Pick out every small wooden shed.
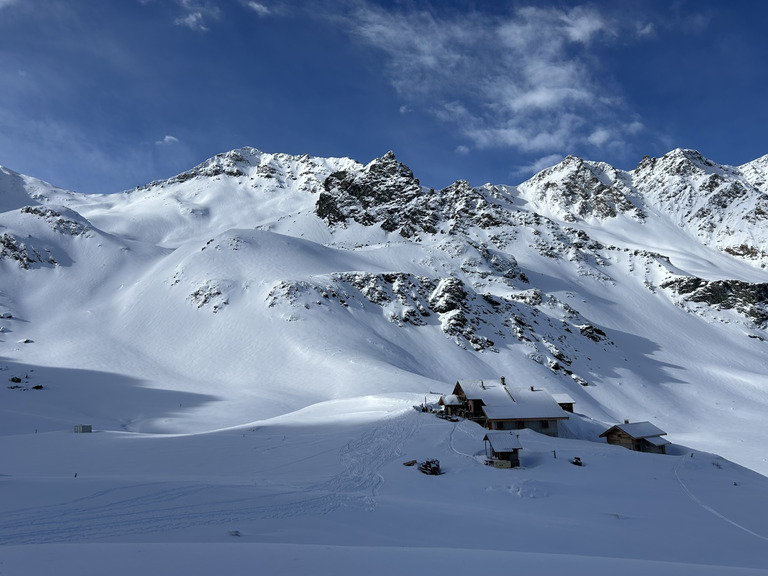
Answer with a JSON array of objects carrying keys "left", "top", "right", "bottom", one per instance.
[
  {"left": 552, "top": 393, "right": 575, "bottom": 413},
  {"left": 599, "top": 421, "right": 669, "bottom": 454},
  {"left": 483, "top": 431, "right": 522, "bottom": 468},
  {"left": 74, "top": 424, "right": 92, "bottom": 433}
]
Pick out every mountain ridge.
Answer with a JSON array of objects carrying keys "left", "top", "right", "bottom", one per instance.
[{"left": 2, "top": 146, "right": 768, "bottom": 477}]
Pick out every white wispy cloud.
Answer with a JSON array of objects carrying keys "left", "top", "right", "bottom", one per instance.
[
  {"left": 156, "top": 135, "right": 179, "bottom": 145},
  {"left": 344, "top": 3, "right": 651, "bottom": 159},
  {"left": 175, "top": 11, "right": 207, "bottom": 30},
  {"left": 587, "top": 128, "right": 612, "bottom": 148},
  {"left": 172, "top": 0, "right": 284, "bottom": 29},
  {"left": 0, "top": 0, "right": 19, "bottom": 9},
  {"left": 174, "top": 0, "right": 221, "bottom": 31},
  {"left": 636, "top": 22, "right": 655, "bottom": 36},
  {"left": 243, "top": 1, "right": 271, "bottom": 17}
]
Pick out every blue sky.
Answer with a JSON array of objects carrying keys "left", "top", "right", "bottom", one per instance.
[{"left": 1, "top": 0, "right": 767, "bottom": 194}]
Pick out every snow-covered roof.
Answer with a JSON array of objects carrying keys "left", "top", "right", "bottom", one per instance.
[
  {"left": 481, "top": 387, "right": 569, "bottom": 421},
  {"left": 600, "top": 421, "right": 667, "bottom": 439},
  {"left": 645, "top": 435, "right": 671, "bottom": 447},
  {"left": 551, "top": 393, "right": 575, "bottom": 405},
  {"left": 455, "top": 379, "right": 511, "bottom": 406},
  {"left": 456, "top": 378, "right": 503, "bottom": 396},
  {"left": 483, "top": 431, "right": 523, "bottom": 452},
  {"left": 439, "top": 394, "right": 462, "bottom": 406}
]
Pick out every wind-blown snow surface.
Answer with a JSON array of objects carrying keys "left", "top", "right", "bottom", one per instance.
[{"left": 2, "top": 147, "right": 768, "bottom": 573}]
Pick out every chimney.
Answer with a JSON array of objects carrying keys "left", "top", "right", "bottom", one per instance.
[
  {"left": 530, "top": 385, "right": 535, "bottom": 392},
  {"left": 624, "top": 419, "right": 629, "bottom": 424},
  {"left": 500, "top": 376, "right": 505, "bottom": 386}
]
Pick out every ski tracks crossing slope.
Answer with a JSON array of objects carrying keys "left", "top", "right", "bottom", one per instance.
[{"left": 0, "top": 411, "right": 422, "bottom": 543}]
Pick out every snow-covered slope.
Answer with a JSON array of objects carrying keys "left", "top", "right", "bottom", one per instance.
[
  {"left": 2, "top": 147, "right": 768, "bottom": 456},
  {"left": 2, "top": 147, "right": 768, "bottom": 572},
  {"left": 0, "top": 165, "right": 69, "bottom": 213}
]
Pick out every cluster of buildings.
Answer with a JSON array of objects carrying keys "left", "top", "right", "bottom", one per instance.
[{"left": 438, "top": 377, "right": 669, "bottom": 468}]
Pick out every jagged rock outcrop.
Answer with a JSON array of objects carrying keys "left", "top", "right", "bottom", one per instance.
[
  {"left": 518, "top": 155, "right": 643, "bottom": 222},
  {"left": 20, "top": 206, "right": 90, "bottom": 236},
  {"left": 317, "top": 151, "right": 428, "bottom": 236},
  {"left": 316, "top": 152, "right": 516, "bottom": 239},
  {"left": 661, "top": 276, "right": 768, "bottom": 327},
  {"left": 0, "top": 233, "right": 46, "bottom": 268}
]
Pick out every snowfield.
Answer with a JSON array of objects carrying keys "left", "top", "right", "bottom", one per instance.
[
  {"left": 0, "top": 395, "right": 768, "bottom": 574},
  {"left": 2, "top": 400, "right": 768, "bottom": 574},
  {"left": 2, "top": 147, "right": 768, "bottom": 573}
]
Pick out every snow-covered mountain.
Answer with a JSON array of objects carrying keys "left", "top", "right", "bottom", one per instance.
[
  {"left": 3, "top": 146, "right": 768, "bottom": 458},
  {"left": 3, "top": 148, "right": 768, "bottom": 572}
]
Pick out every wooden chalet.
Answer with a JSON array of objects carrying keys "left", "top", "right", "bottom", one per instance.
[
  {"left": 483, "top": 432, "right": 522, "bottom": 468},
  {"left": 438, "top": 394, "right": 463, "bottom": 416},
  {"left": 451, "top": 378, "right": 511, "bottom": 420},
  {"left": 481, "top": 387, "right": 569, "bottom": 436},
  {"left": 441, "top": 378, "right": 569, "bottom": 437},
  {"left": 599, "top": 421, "right": 669, "bottom": 454}
]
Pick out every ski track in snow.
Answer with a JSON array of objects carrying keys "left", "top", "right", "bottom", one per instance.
[
  {"left": 0, "top": 412, "right": 422, "bottom": 544},
  {"left": 674, "top": 454, "right": 768, "bottom": 542},
  {"left": 448, "top": 421, "right": 481, "bottom": 462},
  {"left": 311, "top": 409, "right": 422, "bottom": 512}
]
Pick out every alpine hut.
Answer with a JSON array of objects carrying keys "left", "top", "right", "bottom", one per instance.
[{"left": 599, "top": 421, "right": 669, "bottom": 454}]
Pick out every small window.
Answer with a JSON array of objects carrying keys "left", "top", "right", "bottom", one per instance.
[{"left": 540, "top": 420, "right": 550, "bottom": 429}]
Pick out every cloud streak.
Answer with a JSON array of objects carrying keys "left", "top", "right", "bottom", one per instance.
[
  {"left": 156, "top": 135, "right": 179, "bottom": 145},
  {"left": 344, "top": 3, "right": 652, "bottom": 164},
  {"left": 243, "top": 2, "right": 271, "bottom": 17},
  {"left": 174, "top": 0, "right": 221, "bottom": 31}
]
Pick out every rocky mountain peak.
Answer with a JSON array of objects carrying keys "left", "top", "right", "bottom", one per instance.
[
  {"left": 631, "top": 149, "right": 768, "bottom": 267},
  {"left": 315, "top": 152, "right": 426, "bottom": 236},
  {"left": 634, "top": 148, "right": 721, "bottom": 179},
  {"left": 740, "top": 153, "right": 768, "bottom": 189},
  {"left": 517, "top": 154, "right": 642, "bottom": 222}
]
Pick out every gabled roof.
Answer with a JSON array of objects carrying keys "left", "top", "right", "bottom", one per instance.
[
  {"left": 454, "top": 379, "right": 507, "bottom": 403},
  {"left": 439, "top": 394, "right": 462, "bottom": 406},
  {"left": 481, "top": 387, "right": 569, "bottom": 421},
  {"left": 599, "top": 421, "right": 667, "bottom": 440},
  {"left": 456, "top": 378, "right": 501, "bottom": 392},
  {"left": 483, "top": 431, "right": 523, "bottom": 452}
]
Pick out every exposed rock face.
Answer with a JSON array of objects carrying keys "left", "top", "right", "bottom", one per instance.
[
  {"left": 318, "top": 151, "right": 428, "bottom": 236},
  {"left": 518, "top": 155, "right": 643, "bottom": 222},
  {"left": 515, "top": 148, "right": 768, "bottom": 268},
  {"left": 20, "top": 206, "right": 89, "bottom": 236},
  {"left": 0, "top": 206, "right": 86, "bottom": 267},
  {"left": 661, "top": 276, "right": 768, "bottom": 327},
  {"left": 0, "top": 232, "right": 44, "bottom": 268},
  {"left": 317, "top": 152, "right": 515, "bottom": 238},
  {"left": 634, "top": 149, "right": 768, "bottom": 266},
  {"left": 161, "top": 149, "right": 249, "bottom": 183}
]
